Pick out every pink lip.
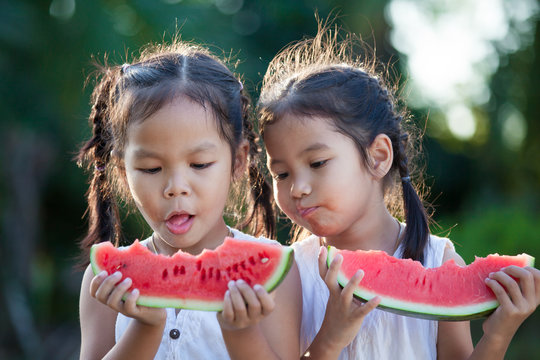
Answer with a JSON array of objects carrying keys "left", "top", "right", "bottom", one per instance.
[
  {"left": 297, "top": 206, "right": 318, "bottom": 218},
  {"left": 165, "top": 211, "right": 194, "bottom": 235}
]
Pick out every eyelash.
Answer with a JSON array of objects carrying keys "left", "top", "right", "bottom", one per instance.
[
  {"left": 310, "top": 160, "right": 327, "bottom": 168},
  {"left": 191, "top": 162, "right": 212, "bottom": 169},
  {"left": 139, "top": 162, "right": 213, "bottom": 174},
  {"left": 273, "top": 160, "right": 328, "bottom": 180},
  {"left": 141, "top": 167, "right": 161, "bottom": 174}
]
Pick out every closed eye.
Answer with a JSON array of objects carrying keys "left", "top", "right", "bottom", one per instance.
[
  {"left": 191, "top": 162, "right": 213, "bottom": 170},
  {"left": 310, "top": 160, "right": 328, "bottom": 169},
  {"left": 273, "top": 172, "right": 288, "bottom": 181},
  {"left": 140, "top": 167, "right": 161, "bottom": 174}
]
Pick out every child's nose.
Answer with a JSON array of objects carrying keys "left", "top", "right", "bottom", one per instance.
[
  {"left": 291, "top": 178, "right": 311, "bottom": 199},
  {"left": 164, "top": 172, "right": 190, "bottom": 198}
]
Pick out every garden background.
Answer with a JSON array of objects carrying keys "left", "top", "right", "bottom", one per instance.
[{"left": 1, "top": 0, "right": 539, "bottom": 358}]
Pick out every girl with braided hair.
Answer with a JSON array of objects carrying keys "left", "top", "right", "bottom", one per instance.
[
  {"left": 258, "top": 23, "right": 540, "bottom": 359},
  {"left": 77, "top": 39, "right": 301, "bottom": 359}
]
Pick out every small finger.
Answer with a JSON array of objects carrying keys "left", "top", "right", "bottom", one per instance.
[
  {"left": 489, "top": 271, "right": 523, "bottom": 305},
  {"left": 485, "top": 277, "right": 511, "bottom": 308},
  {"left": 524, "top": 266, "right": 540, "bottom": 303},
  {"left": 94, "top": 271, "right": 122, "bottom": 301},
  {"left": 342, "top": 269, "right": 364, "bottom": 305},
  {"left": 355, "top": 296, "right": 381, "bottom": 316},
  {"left": 318, "top": 246, "right": 328, "bottom": 280},
  {"left": 89, "top": 270, "right": 108, "bottom": 296},
  {"left": 254, "top": 284, "right": 275, "bottom": 316},
  {"left": 221, "top": 290, "right": 234, "bottom": 323},
  {"left": 236, "top": 280, "right": 262, "bottom": 318},
  {"left": 123, "top": 288, "right": 140, "bottom": 314},
  {"left": 503, "top": 266, "right": 534, "bottom": 303},
  {"left": 228, "top": 281, "right": 248, "bottom": 319},
  {"left": 107, "top": 277, "right": 133, "bottom": 309}
]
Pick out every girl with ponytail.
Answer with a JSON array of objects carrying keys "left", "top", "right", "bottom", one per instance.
[
  {"left": 258, "top": 22, "right": 540, "bottom": 359},
  {"left": 77, "top": 39, "right": 301, "bottom": 359}
]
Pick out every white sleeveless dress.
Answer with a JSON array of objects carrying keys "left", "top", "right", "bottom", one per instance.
[
  {"left": 292, "top": 228, "right": 453, "bottom": 360},
  {"left": 115, "top": 228, "right": 278, "bottom": 360}
]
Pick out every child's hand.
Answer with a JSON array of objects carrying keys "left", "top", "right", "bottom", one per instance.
[
  {"left": 90, "top": 270, "right": 166, "bottom": 326},
  {"left": 317, "top": 246, "right": 380, "bottom": 352},
  {"left": 217, "top": 279, "right": 275, "bottom": 331},
  {"left": 483, "top": 265, "right": 540, "bottom": 341}
]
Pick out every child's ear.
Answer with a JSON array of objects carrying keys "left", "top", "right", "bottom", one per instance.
[
  {"left": 232, "top": 140, "right": 249, "bottom": 180},
  {"left": 368, "top": 134, "right": 393, "bottom": 179}
]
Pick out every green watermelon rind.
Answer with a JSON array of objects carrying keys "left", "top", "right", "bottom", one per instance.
[
  {"left": 327, "top": 246, "right": 535, "bottom": 321},
  {"left": 90, "top": 241, "right": 294, "bottom": 311}
]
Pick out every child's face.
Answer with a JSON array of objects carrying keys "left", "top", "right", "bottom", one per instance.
[
  {"left": 264, "top": 114, "right": 382, "bottom": 240},
  {"left": 122, "top": 96, "right": 235, "bottom": 255}
]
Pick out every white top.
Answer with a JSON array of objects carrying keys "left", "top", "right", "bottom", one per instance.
[
  {"left": 292, "top": 227, "right": 454, "bottom": 360},
  {"left": 115, "top": 228, "right": 278, "bottom": 360}
]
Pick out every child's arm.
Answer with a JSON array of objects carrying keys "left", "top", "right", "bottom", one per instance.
[
  {"left": 437, "top": 248, "right": 540, "bottom": 360},
  {"left": 218, "top": 261, "right": 302, "bottom": 360},
  {"left": 299, "top": 247, "right": 380, "bottom": 360},
  {"left": 79, "top": 265, "right": 166, "bottom": 360}
]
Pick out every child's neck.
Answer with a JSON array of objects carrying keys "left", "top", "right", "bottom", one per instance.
[{"left": 322, "top": 212, "right": 402, "bottom": 255}]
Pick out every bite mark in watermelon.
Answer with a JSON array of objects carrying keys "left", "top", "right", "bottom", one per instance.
[
  {"left": 327, "top": 246, "right": 534, "bottom": 321},
  {"left": 90, "top": 237, "right": 294, "bottom": 311}
]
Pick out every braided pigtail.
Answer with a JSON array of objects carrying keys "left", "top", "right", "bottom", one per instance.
[
  {"left": 238, "top": 87, "right": 275, "bottom": 239},
  {"left": 394, "top": 130, "right": 429, "bottom": 264},
  {"left": 76, "top": 67, "right": 122, "bottom": 267}
]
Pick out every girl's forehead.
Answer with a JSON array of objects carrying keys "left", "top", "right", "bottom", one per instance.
[{"left": 264, "top": 113, "right": 337, "bottom": 137}]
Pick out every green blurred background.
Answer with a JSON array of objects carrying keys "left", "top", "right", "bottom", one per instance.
[{"left": 1, "top": 0, "right": 538, "bottom": 359}]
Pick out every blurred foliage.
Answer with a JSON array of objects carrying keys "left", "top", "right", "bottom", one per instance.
[{"left": 0, "top": 0, "right": 538, "bottom": 359}]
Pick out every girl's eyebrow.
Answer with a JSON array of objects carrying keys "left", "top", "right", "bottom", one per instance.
[
  {"left": 268, "top": 142, "right": 329, "bottom": 166},
  {"left": 133, "top": 142, "right": 218, "bottom": 158}
]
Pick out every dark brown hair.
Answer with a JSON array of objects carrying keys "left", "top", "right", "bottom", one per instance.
[
  {"left": 258, "top": 24, "right": 430, "bottom": 263},
  {"left": 77, "top": 39, "right": 274, "bottom": 267}
]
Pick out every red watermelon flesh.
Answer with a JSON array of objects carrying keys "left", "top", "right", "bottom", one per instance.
[
  {"left": 90, "top": 237, "right": 294, "bottom": 311},
  {"left": 327, "top": 246, "right": 534, "bottom": 321}
]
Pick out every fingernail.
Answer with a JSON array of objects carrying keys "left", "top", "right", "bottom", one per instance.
[
  {"left": 254, "top": 284, "right": 263, "bottom": 291},
  {"left": 123, "top": 277, "right": 132, "bottom": 285},
  {"left": 132, "top": 288, "right": 139, "bottom": 296},
  {"left": 228, "top": 280, "right": 235, "bottom": 288},
  {"left": 98, "top": 270, "right": 108, "bottom": 277},
  {"left": 237, "top": 279, "right": 245, "bottom": 285},
  {"left": 113, "top": 271, "right": 122, "bottom": 277}
]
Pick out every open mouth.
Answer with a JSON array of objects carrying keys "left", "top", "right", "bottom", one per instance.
[{"left": 165, "top": 213, "right": 194, "bottom": 235}]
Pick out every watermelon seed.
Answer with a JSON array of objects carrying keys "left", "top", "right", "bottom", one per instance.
[
  {"left": 249, "top": 256, "right": 256, "bottom": 265},
  {"left": 201, "top": 268, "right": 206, "bottom": 281},
  {"left": 261, "top": 258, "right": 269, "bottom": 264},
  {"left": 196, "top": 260, "right": 202, "bottom": 271},
  {"left": 233, "top": 264, "right": 239, "bottom": 272},
  {"left": 162, "top": 269, "right": 168, "bottom": 280},
  {"left": 240, "top": 261, "right": 246, "bottom": 270},
  {"left": 180, "top": 265, "right": 185, "bottom": 275},
  {"left": 209, "top": 267, "right": 214, "bottom": 278},
  {"left": 173, "top": 265, "right": 180, "bottom": 276},
  {"left": 216, "top": 269, "right": 221, "bottom": 281}
]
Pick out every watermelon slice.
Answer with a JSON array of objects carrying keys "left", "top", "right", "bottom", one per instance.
[
  {"left": 90, "top": 237, "right": 294, "bottom": 311},
  {"left": 327, "top": 246, "right": 534, "bottom": 321}
]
